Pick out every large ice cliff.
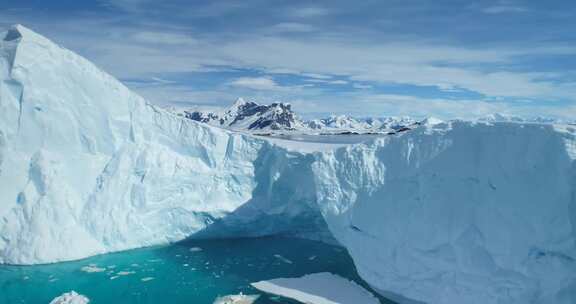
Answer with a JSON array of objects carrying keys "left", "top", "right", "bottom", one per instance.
[
  {"left": 1, "top": 25, "right": 575, "bottom": 304},
  {"left": 313, "top": 122, "right": 576, "bottom": 303},
  {"left": 0, "top": 25, "right": 323, "bottom": 264}
]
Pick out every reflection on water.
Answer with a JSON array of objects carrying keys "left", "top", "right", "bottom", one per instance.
[{"left": 0, "top": 237, "right": 394, "bottom": 304}]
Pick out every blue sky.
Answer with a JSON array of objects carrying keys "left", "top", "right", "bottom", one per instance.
[{"left": 1, "top": 0, "right": 575, "bottom": 119}]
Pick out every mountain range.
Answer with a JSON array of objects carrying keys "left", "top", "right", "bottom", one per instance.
[
  {"left": 175, "top": 98, "right": 420, "bottom": 135},
  {"left": 174, "top": 98, "right": 571, "bottom": 136}
]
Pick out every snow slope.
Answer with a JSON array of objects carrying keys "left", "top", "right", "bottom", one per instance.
[
  {"left": 182, "top": 98, "right": 305, "bottom": 132},
  {"left": 313, "top": 121, "right": 576, "bottom": 304},
  {"left": 1, "top": 25, "right": 576, "bottom": 304}
]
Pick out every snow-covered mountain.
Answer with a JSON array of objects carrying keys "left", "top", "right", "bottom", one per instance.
[
  {"left": 182, "top": 101, "right": 569, "bottom": 136},
  {"left": 306, "top": 115, "right": 417, "bottom": 133},
  {"left": 180, "top": 98, "right": 304, "bottom": 131},
  {"left": 478, "top": 113, "right": 573, "bottom": 124},
  {"left": 180, "top": 99, "right": 419, "bottom": 135},
  {"left": 1, "top": 25, "right": 576, "bottom": 304}
]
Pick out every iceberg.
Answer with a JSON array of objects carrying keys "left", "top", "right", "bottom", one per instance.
[
  {"left": 1, "top": 25, "right": 575, "bottom": 304},
  {"left": 0, "top": 24, "right": 325, "bottom": 265}
]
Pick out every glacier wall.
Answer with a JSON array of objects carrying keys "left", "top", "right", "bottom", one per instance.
[
  {"left": 0, "top": 25, "right": 323, "bottom": 264},
  {"left": 313, "top": 121, "right": 576, "bottom": 304},
  {"left": 1, "top": 25, "right": 575, "bottom": 304}
]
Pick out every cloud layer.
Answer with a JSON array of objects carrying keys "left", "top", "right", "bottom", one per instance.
[{"left": 1, "top": 0, "right": 575, "bottom": 119}]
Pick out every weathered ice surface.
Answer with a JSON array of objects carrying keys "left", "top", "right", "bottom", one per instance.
[
  {"left": 313, "top": 121, "right": 576, "bottom": 304},
  {"left": 0, "top": 25, "right": 322, "bottom": 264}
]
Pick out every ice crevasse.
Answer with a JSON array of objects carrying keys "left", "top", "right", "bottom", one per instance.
[{"left": 0, "top": 25, "right": 575, "bottom": 304}]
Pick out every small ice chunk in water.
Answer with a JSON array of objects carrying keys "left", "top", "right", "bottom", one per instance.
[
  {"left": 80, "top": 265, "right": 106, "bottom": 273},
  {"left": 273, "top": 254, "right": 293, "bottom": 264},
  {"left": 116, "top": 271, "right": 135, "bottom": 276},
  {"left": 213, "top": 293, "right": 260, "bottom": 304},
  {"left": 141, "top": 277, "right": 155, "bottom": 282},
  {"left": 49, "top": 291, "right": 90, "bottom": 304},
  {"left": 189, "top": 247, "right": 203, "bottom": 252}
]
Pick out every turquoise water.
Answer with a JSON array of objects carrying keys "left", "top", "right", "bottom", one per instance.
[{"left": 0, "top": 237, "right": 393, "bottom": 304}]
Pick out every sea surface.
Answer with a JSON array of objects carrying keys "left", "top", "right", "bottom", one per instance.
[{"left": 0, "top": 237, "right": 393, "bottom": 304}]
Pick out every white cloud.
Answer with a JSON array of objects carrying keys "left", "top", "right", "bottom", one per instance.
[
  {"left": 481, "top": 0, "right": 529, "bottom": 14},
  {"left": 134, "top": 84, "right": 239, "bottom": 108},
  {"left": 9, "top": 10, "right": 573, "bottom": 101},
  {"left": 3, "top": 8, "right": 575, "bottom": 119},
  {"left": 218, "top": 37, "right": 576, "bottom": 99},
  {"left": 358, "top": 94, "right": 508, "bottom": 119},
  {"left": 65, "top": 27, "right": 576, "bottom": 111},
  {"left": 150, "top": 77, "right": 176, "bottom": 84},
  {"left": 482, "top": 5, "right": 528, "bottom": 14},
  {"left": 353, "top": 83, "right": 372, "bottom": 89},
  {"left": 229, "top": 77, "right": 281, "bottom": 90},
  {"left": 329, "top": 80, "right": 348, "bottom": 85},
  {"left": 301, "top": 73, "right": 332, "bottom": 79},
  {"left": 289, "top": 7, "right": 330, "bottom": 18},
  {"left": 99, "top": 0, "right": 152, "bottom": 11},
  {"left": 269, "top": 23, "right": 316, "bottom": 33},
  {"left": 305, "top": 78, "right": 348, "bottom": 85},
  {"left": 130, "top": 31, "right": 198, "bottom": 45}
]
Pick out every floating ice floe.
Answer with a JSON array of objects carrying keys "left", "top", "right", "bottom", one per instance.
[
  {"left": 213, "top": 293, "right": 260, "bottom": 304},
  {"left": 273, "top": 254, "right": 293, "bottom": 264},
  {"left": 49, "top": 291, "right": 90, "bottom": 304},
  {"left": 251, "top": 272, "right": 379, "bottom": 304},
  {"left": 80, "top": 265, "right": 106, "bottom": 273},
  {"left": 147, "top": 259, "right": 162, "bottom": 263}
]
